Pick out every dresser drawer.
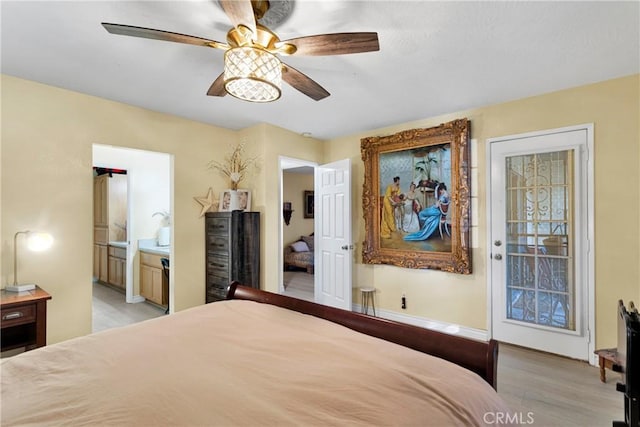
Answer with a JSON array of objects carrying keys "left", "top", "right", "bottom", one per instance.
[
  {"left": 206, "top": 285, "right": 228, "bottom": 302},
  {"left": 207, "top": 261, "right": 229, "bottom": 284},
  {"left": 207, "top": 252, "right": 229, "bottom": 276},
  {"left": 207, "top": 235, "right": 230, "bottom": 253},
  {"left": 206, "top": 216, "right": 230, "bottom": 235},
  {"left": 1, "top": 304, "right": 36, "bottom": 328},
  {"left": 207, "top": 272, "right": 230, "bottom": 287}
]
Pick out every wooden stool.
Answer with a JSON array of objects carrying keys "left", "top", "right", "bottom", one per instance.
[
  {"left": 594, "top": 348, "right": 622, "bottom": 382},
  {"left": 360, "top": 287, "right": 376, "bottom": 316}
]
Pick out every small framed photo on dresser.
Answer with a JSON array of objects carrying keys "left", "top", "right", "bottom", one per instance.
[{"left": 219, "top": 189, "right": 251, "bottom": 212}]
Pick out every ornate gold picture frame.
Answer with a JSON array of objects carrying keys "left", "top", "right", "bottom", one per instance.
[{"left": 361, "top": 118, "right": 471, "bottom": 273}]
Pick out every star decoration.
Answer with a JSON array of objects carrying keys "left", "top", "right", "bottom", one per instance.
[{"left": 194, "top": 187, "right": 217, "bottom": 217}]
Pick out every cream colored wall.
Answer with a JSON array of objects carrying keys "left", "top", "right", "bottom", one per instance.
[
  {"left": 246, "top": 124, "right": 323, "bottom": 294},
  {"left": 324, "top": 74, "right": 640, "bottom": 349},
  {"left": 283, "top": 172, "right": 314, "bottom": 246},
  {"left": 1, "top": 75, "right": 238, "bottom": 343}
]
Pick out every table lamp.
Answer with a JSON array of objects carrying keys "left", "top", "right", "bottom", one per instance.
[{"left": 7, "top": 230, "right": 54, "bottom": 292}]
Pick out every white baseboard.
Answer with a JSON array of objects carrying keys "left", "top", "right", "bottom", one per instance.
[
  {"left": 352, "top": 303, "right": 488, "bottom": 342},
  {"left": 128, "top": 295, "right": 145, "bottom": 304}
]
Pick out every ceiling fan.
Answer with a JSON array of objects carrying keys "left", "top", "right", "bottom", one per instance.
[{"left": 102, "top": 0, "right": 380, "bottom": 103}]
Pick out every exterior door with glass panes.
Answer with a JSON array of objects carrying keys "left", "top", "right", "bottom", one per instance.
[{"left": 489, "top": 127, "right": 592, "bottom": 360}]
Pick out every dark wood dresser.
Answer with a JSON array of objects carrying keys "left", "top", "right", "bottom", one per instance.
[
  {"left": 1, "top": 286, "right": 52, "bottom": 352},
  {"left": 205, "top": 211, "right": 260, "bottom": 303}
]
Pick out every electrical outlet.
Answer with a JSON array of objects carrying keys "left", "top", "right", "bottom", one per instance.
[{"left": 401, "top": 293, "right": 406, "bottom": 310}]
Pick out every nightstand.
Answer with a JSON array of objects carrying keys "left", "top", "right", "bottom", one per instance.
[{"left": 1, "top": 286, "right": 52, "bottom": 352}]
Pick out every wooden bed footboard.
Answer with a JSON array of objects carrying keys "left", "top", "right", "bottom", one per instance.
[{"left": 227, "top": 282, "right": 498, "bottom": 390}]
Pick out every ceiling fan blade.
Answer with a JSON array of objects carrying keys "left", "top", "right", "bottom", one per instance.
[
  {"left": 219, "top": 0, "right": 257, "bottom": 36},
  {"left": 281, "top": 32, "right": 379, "bottom": 56},
  {"left": 207, "top": 73, "right": 227, "bottom": 97},
  {"left": 102, "top": 23, "right": 228, "bottom": 49},
  {"left": 282, "top": 63, "right": 330, "bottom": 101}
]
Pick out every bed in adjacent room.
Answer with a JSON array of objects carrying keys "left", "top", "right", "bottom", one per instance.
[
  {"left": 284, "top": 234, "right": 315, "bottom": 274},
  {"left": 1, "top": 283, "right": 509, "bottom": 426}
]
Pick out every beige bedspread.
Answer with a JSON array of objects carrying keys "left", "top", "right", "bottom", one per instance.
[{"left": 1, "top": 300, "right": 510, "bottom": 426}]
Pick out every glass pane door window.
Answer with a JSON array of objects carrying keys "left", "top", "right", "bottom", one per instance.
[{"left": 505, "top": 150, "right": 575, "bottom": 330}]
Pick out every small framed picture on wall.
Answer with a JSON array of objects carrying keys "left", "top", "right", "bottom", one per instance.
[{"left": 304, "top": 190, "right": 314, "bottom": 218}]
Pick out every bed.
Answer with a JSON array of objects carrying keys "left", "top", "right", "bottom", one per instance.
[
  {"left": 1, "top": 283, "right": 509, "bottom": 426},
  {"left": 284, "top": 235, "right": 314, "bottom": 273}
]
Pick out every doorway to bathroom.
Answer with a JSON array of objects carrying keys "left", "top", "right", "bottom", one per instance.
[{"left": 92, "top": 144, "right": 172, "bottom": 332}]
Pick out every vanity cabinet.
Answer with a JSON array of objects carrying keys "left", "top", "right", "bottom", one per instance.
[
  {"left": 93, "top": 244, "right": 108, "bottom": 283},
  {"left": 205, "top": 211, "right": 260, "bottom": 303},
  {"left": 139, "top": 252, "right": 167, "bottom": 307},
  {"left": 108, "top": 246, "right": 127, "bottom": 289}
]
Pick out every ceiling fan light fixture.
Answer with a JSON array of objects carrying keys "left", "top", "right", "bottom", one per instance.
[{"left": 224, "top": 46, "right": 282, "bottom": 102}]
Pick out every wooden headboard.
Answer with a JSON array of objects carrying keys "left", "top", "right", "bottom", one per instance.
[{"left": 227, "top": 282, "right": 498, "bottom": 390}]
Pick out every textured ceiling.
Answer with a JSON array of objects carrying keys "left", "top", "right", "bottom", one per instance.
[{"left": 2, "top": 1, "right": 638, "bottom": 140}]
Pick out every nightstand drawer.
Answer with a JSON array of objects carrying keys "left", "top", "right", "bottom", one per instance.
[{"left": 1, "top": 304, "right": 36, "bottom": 328}]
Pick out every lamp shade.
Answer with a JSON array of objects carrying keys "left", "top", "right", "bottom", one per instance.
[
  {"left": 9, "top": 230, "right": 54, "bottom": 292},
  {"left": 26, "top": 232, "right": 54, "bottom": 252},
  {"left": 224, "top": 46, "right": 282, "bottom": 102}
]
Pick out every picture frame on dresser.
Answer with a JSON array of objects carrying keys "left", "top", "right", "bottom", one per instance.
[{"left": 218, "top": 189, "right": 251, "bottom": 212}]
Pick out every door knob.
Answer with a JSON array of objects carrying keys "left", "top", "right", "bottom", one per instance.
[
  {"left": 494, "top": 254, "right": 503, "bottom": 260},
  {"left": 494, "top": 240, "right": 502, "bottom": 247},
  {"left": 341, "top": 245, "right": 354, "bottom": 250}
]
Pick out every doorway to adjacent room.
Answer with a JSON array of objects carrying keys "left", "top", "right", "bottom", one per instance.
[
  {"left": 92, "top": 144, "right": 172, "bottom": 332},
  {"left": 280, "top": 158, "right": 315, "bottom": 302}
]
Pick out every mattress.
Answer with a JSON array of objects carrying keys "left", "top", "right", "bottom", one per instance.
[{"left": 1, "top": 300, "right": 510, "bottom": 426}]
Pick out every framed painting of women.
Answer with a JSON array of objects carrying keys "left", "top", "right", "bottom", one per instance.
[{"left": 361, "top": 118, "right": 472, "bottom": 273}]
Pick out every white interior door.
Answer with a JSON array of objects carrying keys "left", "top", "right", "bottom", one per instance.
[
  {"left": 488, "top": 126, "right": 594, "bottom": 360},
  {"left": 315, "top": 158, "right": 352, "bottom": 310}
]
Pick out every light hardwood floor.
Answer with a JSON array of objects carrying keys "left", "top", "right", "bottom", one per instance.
[
  {"left": 282, "top": 270, "right": 314, "bottom": 301},
  {"left": 498, "top": 343, "right": 622, "bottom": 426},
  {"left": 94, "top": 279, "right": 623, "bottom": 425},
  {"left": 92, "top": 282, "right": 164, "bottom": 332}
]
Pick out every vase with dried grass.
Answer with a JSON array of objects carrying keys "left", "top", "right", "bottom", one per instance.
[{"left": 209, "top": 143, "right": 259, "bottom": 210}]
